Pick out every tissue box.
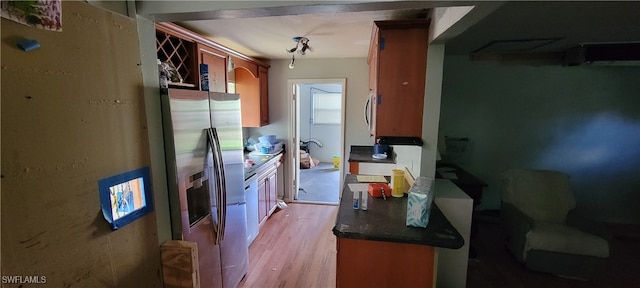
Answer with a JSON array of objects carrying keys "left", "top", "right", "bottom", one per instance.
[{"left": 405, "top": 177, "right": 434, "bottom": 228}]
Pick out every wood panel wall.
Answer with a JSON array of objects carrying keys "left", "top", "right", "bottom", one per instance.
[{"left": 1, "top": 1, "right": 161, "bottom": 286}]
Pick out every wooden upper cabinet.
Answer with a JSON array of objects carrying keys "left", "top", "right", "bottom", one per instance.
[
  {"left": 367, "top": 29, "right": 379, "bottom": 93},
  {"left": 155, "top": 23, "right": 271, "bottom": 126},
  {"left": 155, "top": 22, "right": 270, "bottom": 93},
  {"left": 198, "top": 43, "right": 227, "bottom": 92},
  {"left": 368, "top": 20, "right": 429, "bottom": 139},
  {"left": 231, "top": 56, "right": 258, "bottom": 78},
  {"left": 258, "top": 66, "right": 269, "bottom": 126},
  {"left": 236, "top": 65, "right": 269, "bottom": 127},
  {"left": 367, "top": 28, "right": 380, "bottom": 138}
]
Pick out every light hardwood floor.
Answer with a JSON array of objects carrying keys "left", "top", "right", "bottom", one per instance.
[{"left": 239, "top": 203, "right": 338, "bottom": 288}]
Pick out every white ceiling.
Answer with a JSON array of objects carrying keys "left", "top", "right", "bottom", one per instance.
[
  {"left": 171, "top": 1, "right": 444, "bottom": 60},
  {"left": 152, "top": 1, "right": 640, "bottom": 61},
  {"left": 179, "top": 8, "right": 428, "bottom": 60}
]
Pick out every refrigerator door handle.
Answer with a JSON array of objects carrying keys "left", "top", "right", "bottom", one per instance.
[
  {"left": 213, "top": 128, "right": 227, "bottom": 242},
  {"left": 365, "top": 91, "right": 374, "bottom": 137},
  {"left": 205, "top": 128, "right": 224, "bottom": 245},
  {"left": 206, "top": 128, "right": 222, "bottom": 244},
  {"left": 208, "top": 128, "right": 227, "bottom": 243},
  {"left": 364, "top": 92, "right": 370, "bottom": 128}
]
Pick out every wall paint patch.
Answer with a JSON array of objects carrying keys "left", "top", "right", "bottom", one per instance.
[{"left": 17, "top": 39, "right": 40, "bottom": 51}]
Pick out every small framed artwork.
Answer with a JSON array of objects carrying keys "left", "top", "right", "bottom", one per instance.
[{"left": 99, "top": 167, "right": 153, "bottom": 230}]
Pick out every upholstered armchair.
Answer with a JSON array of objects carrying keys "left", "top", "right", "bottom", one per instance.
[{"left": 500, "top": 169, "right": 611, "bottom": 279}]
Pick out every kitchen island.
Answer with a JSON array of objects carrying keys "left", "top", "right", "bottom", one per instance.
[{"left": 332, "top": 174, "right": 463, "bottom": 288}]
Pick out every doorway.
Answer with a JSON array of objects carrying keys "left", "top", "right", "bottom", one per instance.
[{"left": 288, "top": 79, "right": 346, "bottom": 204}]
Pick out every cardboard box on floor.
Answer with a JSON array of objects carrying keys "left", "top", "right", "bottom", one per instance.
[
  {"left": 300, "top": 151, "right": 320, "bottom": 169},
  {"left": 160, "top": 240, "right": 200, "bottom": 288}
]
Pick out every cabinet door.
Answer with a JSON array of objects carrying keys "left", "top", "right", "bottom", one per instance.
[
  {"left": 258, "top": 66, "right": 270, "bottom": 126},
  {"left": 198, "top": 44, "right": 227, "bottom": 92},
  {"left": 236, "top": 68, "right": 260, "bottom": 127},
  {"left": 336, "top": 238, "right": 435, "bottom": 288},
  {"left": 258, "top": 178, "right": 268, "bottom": 225},
  {"left": 372, "top": 21, "right": 428, "bottom": 138},
  {"left": 230, "top": 56, "right": 258, "bottom": 77},
  {"left": 367, "top": 29, "right": 379, "bottom": 138},
  {"left": 267, "top": 169, "right": 277, "bottom": 215},
  {"left": 237, "top": 65, "right": 269, "bottom": 127}
]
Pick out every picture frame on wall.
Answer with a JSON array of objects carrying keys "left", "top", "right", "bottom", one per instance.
[{"left": 99, "top": 167, "right": 153, "bottom": 230}]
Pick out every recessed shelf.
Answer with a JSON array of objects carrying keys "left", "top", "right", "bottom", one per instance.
[{"left": 156, "top": 30, "right": 196, "bottom": 86}]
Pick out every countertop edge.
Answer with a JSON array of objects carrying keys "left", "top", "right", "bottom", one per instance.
[
  {"left": 244, "top": 150, "right": 284, "bottom": 180},
  {"left": 332, "top": 229, "right": 464, "bottom": 249},
  {"left": 331, "top": 203, "right": 465, "bottom": 249}
]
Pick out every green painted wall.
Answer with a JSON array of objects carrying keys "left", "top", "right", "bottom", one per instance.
[{"left": 440, "top": 54, "right": 640, "bottom": 224}]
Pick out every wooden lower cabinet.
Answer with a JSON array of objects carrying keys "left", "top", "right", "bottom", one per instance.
[
  {"left": 267, "top": 170, "right": 277, "bottom": 215},
  {"left": 257, "top": 178, "right": 268, "bottom": 225},
  {"left": 257, "top": 168, "right": 277, "bottom": 225},
  {"left": 336, "top": 238, "right": 435, "bottom": 288},
  {"left": 256, "top": 155, "right": 281, "bottom": 225}
]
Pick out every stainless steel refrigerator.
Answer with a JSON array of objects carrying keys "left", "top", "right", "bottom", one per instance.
[{"left": 161, "top": 88, "right": 248, "bottom": 288}]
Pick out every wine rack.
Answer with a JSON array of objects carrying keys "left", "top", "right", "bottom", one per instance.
[{"left": 156, "top": 30, "right": 196, "bottom": 87}]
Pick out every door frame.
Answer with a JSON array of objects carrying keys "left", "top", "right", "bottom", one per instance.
[{"left": 286, "top": 78, "right": 346, "bottom": 203}]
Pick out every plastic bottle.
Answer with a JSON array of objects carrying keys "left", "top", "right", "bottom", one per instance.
[
  {"left": 332, "top": 154, "right": 340, "bottom": 170},
  {"left": 391, "top": 169, "right": 405, "bottom": 197},
  {"left": 360, "top": 191, "right": 368, "bottom": 210},
  {"left": 352, "top": 190, "right": 360, "bottom": 209},
  {"left": 200, "top": 63, "right": 209, "bottom": 91}
]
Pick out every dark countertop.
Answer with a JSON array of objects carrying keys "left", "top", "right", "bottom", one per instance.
[
  {"left": 243, "top": 149, "right": 284, "bottom": 180},
  {"left": 332, "top": 174, "right": 464, "bottom": 249},
  {"left": 348, "top": 145, "right": 395, "bottom": 164}
]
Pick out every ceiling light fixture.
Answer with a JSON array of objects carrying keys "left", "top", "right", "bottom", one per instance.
[
  {"left": 286, "top": 36, "right": 313, "bottom": 69},
  {"left": 288, "top": 54, "right": 295, "bottom": 69}
]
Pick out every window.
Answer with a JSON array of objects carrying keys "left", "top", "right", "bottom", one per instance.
[{"left": 312, "top": 93, "right": 341, "bottom": 124}]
